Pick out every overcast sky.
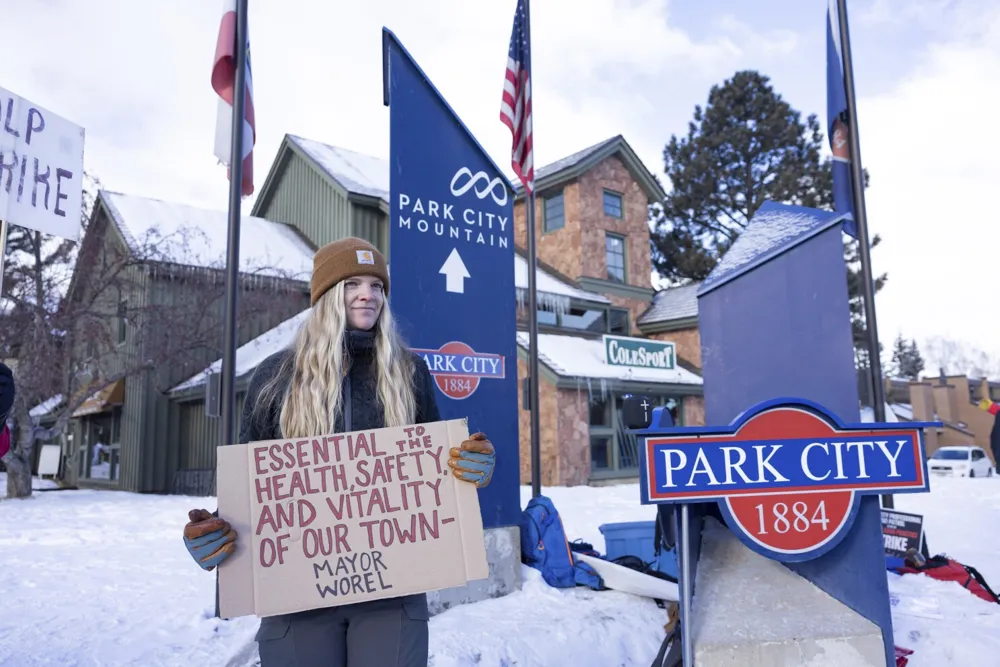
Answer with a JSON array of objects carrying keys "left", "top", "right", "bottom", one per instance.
[{"left": 3, "top": 0, "right": 999, "bottom": 366}]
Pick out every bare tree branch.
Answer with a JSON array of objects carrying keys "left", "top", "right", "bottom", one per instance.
[{"left": 2, "top": 182, "right": 304, "bottom": 498}]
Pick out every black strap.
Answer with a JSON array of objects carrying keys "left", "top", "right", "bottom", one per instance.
[
  {"left": 963, "top": 564, "right": 1000, "bottom": 603},
  {"left": 343, "top": 375, "right": 352, "bottom": 432},
  {"left": 649, "top": 622, "right": 682, "bottom": 667}
]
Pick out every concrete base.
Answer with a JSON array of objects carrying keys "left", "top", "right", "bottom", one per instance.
[
  {"left": 426, "top": 525, "right": 522, "bottom": 616},
  {"left": 692, "top": 518, "right": 887, "bottom": 667}
]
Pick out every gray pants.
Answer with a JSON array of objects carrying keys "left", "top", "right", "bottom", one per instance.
[{"left": 255, "top": 594, "right": 429, "bottom": 667}]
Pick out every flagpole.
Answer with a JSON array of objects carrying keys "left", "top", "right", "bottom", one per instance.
[
  {"left": 216, "top": 0, "right": 249, "bottom": 616},
  {"left": 220, "top": 0, "right": 248, "bottom": 455},
  {"left": 522, "top": 0, "right": 542, "bottom": 499},
  {"left": 835, "top": 0, "right": 892, "bottom": 508}
]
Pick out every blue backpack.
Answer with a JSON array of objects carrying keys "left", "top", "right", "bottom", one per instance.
[{"left": 520, "top": 495, "right": 604, "bottom": 590}]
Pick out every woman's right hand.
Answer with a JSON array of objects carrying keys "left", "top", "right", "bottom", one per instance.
[{"left": 183, "top": 508, "right": 237, "bottom": 571}]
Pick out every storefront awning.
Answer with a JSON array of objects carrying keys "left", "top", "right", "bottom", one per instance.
[{"left": 72, "top": 379, "right": 125, "bottom": 418}]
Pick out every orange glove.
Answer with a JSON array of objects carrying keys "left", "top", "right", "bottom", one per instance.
[
  {"left": 183, "top": 509, "right": 237, "bottom": 571},
  {"left": 448, "top": 432, "right": 496, "bottom": 488}
]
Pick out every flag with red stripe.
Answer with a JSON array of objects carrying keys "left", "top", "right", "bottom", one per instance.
[
  {"left": 212, "top": 0, "right": 256, "bottom": 197},
  {"left": 500, "top": 0, "right": 533, "bottom": 193}
]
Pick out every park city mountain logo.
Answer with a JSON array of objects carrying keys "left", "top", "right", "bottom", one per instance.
[
  {"left": 449, "top": 167, "right": 508, "bottom": 206},
  {"left": 411, "top": 341, "right": 505, "bottom": 400},
  {"left": 396, "top": 166, "right": 511, "bottom": 249}
]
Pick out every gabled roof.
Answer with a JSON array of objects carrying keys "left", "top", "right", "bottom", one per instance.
[
  {"left": 252, "top": 134, "right": 392, "bottom": 217},
  {"left": 101, "top": 191, "right": 314, "bottom": 281},
  {"left": 172, "top": 308, "right": 311, "bottom": 392},
  {"left": 512, "top": 135, "right": 666, "bottom": 203},
  {"left": 287, "top": 135, "right": 390, "bottom": 201},
  {"left": 638, "top": 282, "right": 700, "bottom": 326}
]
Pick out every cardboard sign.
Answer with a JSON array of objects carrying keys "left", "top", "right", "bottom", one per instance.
[
  {"left": 881, "top": 509, "right": 925, "bottom": 559},
  {"left": 636, "top": 398, "right": 937, "bottom": 563},
  {"left": 0, "top": 85, "right": 85, "bottom": 241},
  {"left": 217, "top": 418, "right": 489, "bottom": 619}
]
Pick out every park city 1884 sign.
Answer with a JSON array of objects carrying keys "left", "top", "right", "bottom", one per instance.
[{"left": 638, "top": 398, "right": 935, "bottom": 562}]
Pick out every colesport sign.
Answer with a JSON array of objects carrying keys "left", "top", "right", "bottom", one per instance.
[{"left": 637, "top": 398, "right": 937, "bottom": 562}]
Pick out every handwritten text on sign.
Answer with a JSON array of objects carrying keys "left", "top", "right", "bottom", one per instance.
[
  {"left": 0, "top": 86, "right": 84, "bottom": 240},
  {"left": 242, "top": 419, "right": 485, "bottom": 616},
  {"left": 639, "top": 400, "right": 933, "bottom": 562}
]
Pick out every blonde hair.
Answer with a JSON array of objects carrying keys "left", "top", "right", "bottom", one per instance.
[{"left": 256, "top": 281, "right": 417, "bottom": 437}]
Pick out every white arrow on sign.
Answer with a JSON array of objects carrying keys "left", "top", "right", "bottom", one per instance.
[{"left": 439, "top": 247, "right": 470, "bottom": 294}]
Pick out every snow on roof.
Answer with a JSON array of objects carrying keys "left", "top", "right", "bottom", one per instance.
[
  {"left": 101, "top": 191, "right": 314, "bottom": 280},
  {"left": 29, "top": 394, "right": 63, "bottom": 418},
  {"left": 638, "top": 283, "right": 700, "bottom": 325},
  {"left": 174, "top": 319, "right": 702, "bottom": 392},
  {"left": 516, "top": 332, "right": 702, "bottom": 385},
  {"left": 171, "top": 308, "right": 310, "bottom": 392},
  {"left": 514, "top": 254, "right": 609, "bottom": 305},
  {"left": 890, "top": 402, "right": 914, "bottom": 420},
  {"left": 287, "top": 135, "right": 390, "bottom": 201}
]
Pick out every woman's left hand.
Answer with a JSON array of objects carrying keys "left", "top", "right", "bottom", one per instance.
[{"left": 448, "top": 432, "right": 495, "bottom": 488}]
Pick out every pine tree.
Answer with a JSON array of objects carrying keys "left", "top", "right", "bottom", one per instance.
[{"left": 650, "top": 70, "right": 886, "bottom": 365}]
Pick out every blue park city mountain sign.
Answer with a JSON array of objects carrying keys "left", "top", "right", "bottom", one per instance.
[
  {"left": 383, "top": 29, "right": 519, "bottom": 528},
  {"left": 635, "top": 398, "right": 937, "bottom": 563}
]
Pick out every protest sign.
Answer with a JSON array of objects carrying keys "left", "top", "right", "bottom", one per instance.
[
  {"left": 881, "top": 509, "right": 925, "bottom": 559},
  {"left": 0, "top": 85, "right": 85, "bottom": 241},
  {"left": 217, "top": 418, "right": 489, "bottom": 619}
]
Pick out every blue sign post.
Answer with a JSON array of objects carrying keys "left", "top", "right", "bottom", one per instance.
[{"left": 382, "top": 29, "right": 520, "bottom": 530}]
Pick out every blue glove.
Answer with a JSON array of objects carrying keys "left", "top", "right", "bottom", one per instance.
[
  {"left": 183, "top": 509, "right": 237, "bottom": 571},
  {"left": 448, "top": 432, "right": 495, "bottom": 488}
]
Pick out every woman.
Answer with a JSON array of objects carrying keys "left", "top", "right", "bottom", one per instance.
[{"left": 181, "top": 237, "right": 497, "bottom": 667}]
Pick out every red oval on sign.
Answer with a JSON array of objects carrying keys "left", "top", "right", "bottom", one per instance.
[
  {"left": 725, "top": 490, "right": 855, "bottom": 555},
  {"left": 432, "top": 341, "right": 481, "bottom": 400}
]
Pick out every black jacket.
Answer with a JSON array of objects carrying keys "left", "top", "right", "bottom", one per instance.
[
  {"left": 0, "top": 361, "right": 14, "bottom": 424},
  {"left": 240, "top": 329, "right": 440, "bottom": 628}
]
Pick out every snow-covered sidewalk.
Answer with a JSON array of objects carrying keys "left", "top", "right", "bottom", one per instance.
[{"left": 0, "top": 474, "right": 998, "bottom": 666}]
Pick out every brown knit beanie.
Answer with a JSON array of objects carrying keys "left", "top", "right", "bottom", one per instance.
[{"left": 310, "top": 237, "right": 390, "bottom": 306}]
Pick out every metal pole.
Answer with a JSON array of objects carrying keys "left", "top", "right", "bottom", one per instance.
[
  {"left": 216, "top": 0, "right": 249, "bottom": 617},
  {"left": 523, "top": 0, "right": 542, "bottom": 499},
  {"left": 678, "top": 504, "right": 693, "bottom": 665},
  {"left": 220, "top": 0, "right": 248, "bottom": 453},
  {"left": 0, "top": 220, "right": 8, "bottom": 299},
  {"left": 835, "top": 0, "right": 892, "bottom": 508}
]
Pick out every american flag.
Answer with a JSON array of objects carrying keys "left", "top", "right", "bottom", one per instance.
[
  {"left": 500, "top": 0, "right": 534, "bottom": 193},
  {"left": 212, "top": 0, "right": 256, "bottom": 197}
]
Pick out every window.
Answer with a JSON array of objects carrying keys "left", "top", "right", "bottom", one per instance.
[
  {"left": 560, "top": 306, "right": 607, "bottom": 333},
  {"left": 609, "top": 308, "right": 629, "bottom": 335},
  {"left": 606, "top": 233, "right": 626, "bottom": 283},
  {"left": 590, "top": 436, "right": 612, "bottom": 471},
  {"left": 116, "top": 299, "right": 127, "bottom": 344},
  {"left": 543, "top": 192, "right": 565, "bottom": 232},
  {"left": 589, "top": 396, "right": 610, "bottom": 426},
  {"left": 603, "top": 190, "right": 623, "bottom": 218},
  {"left": 519, "top": 304, "right": 629, "bottom": 334}
]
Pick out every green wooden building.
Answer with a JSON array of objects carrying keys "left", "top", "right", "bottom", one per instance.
[{"left": 50, "top": 191, "right": 313, "bottom": 492}]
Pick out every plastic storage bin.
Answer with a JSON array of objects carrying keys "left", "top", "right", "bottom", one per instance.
[{"left": 599, "top": 520, "right": 678, "bottom": 579}]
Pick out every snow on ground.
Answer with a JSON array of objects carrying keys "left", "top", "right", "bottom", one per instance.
[{"left": 0, "top": 473, "right": 998, "bottom": 666}]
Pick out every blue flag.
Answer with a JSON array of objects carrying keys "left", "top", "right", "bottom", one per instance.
[{"left": 826, "top": 1, "right": 858, "bottom": 239}]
